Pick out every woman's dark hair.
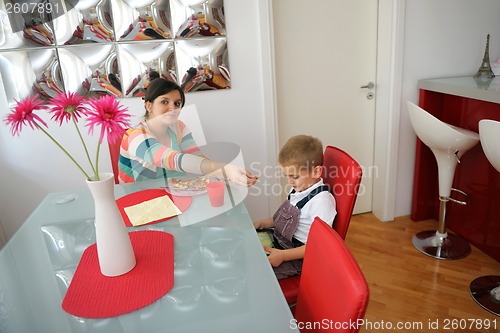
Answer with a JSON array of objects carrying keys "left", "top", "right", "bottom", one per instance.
[{"left": 144, "top": 78, "right": 185, "bottom": 117}]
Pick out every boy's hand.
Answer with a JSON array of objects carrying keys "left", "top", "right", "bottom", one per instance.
[
  {"left": 253, "top": 217, "right": 274, "bottom": 229},
  {"left": 253, "top": 221, "right": 265, "bottom": 229},
  {"left": 263, "top": 245, "right": 284, "bottom": 267}
]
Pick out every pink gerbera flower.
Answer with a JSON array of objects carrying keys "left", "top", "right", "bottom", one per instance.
[
  {"left": 48, "top": 91, "right": 87, "bottom": 125},
  {"left": 4, "top": 92, "right": 131, "bottom": 181},
  {"left": 3, "top": 94, "right": 48, "bottom": 136},
  {"left": 86, "top": 95, "right": 131, "bottom": 144}
]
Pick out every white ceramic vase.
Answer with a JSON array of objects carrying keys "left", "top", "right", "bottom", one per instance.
[{"left": 86, "top": 173, "right": 136, "bottom": 276}]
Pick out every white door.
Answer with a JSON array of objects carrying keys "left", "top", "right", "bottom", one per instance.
[{"left": 272, "top": 0, "right": 377, "bottom": 214}]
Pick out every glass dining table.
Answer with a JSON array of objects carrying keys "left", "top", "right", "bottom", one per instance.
[{"left": 0, "top": 179, "right": 298, "bottom": 333}]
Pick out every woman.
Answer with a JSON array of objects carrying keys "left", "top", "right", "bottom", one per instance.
[{"left": 119, "top": 78, "right": 257, "bottom": 186}]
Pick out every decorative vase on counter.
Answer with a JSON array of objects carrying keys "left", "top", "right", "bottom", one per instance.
[{"left": 86, "top": 173, "right": 136, "bottom": 277}]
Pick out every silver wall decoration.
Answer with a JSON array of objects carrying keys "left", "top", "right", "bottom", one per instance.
[
  {"left": 118, "top": 41, "right": 176, "bottom": 97},
  {"left": 0, "top": 0, "right": 229, "bottom": 107}
]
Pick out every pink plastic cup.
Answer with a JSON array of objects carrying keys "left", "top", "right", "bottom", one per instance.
[{"left": 206, "top": 181, "right": 225, "bottom": 207}]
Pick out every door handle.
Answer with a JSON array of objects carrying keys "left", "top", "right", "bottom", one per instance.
[{"left": 360, "top": 82, "right": 375, "bottom": 89}]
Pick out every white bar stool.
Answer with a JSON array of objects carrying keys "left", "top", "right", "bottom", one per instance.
[
  {"left": 469, "top": 119, "right": 500, "bottom": 317},
  {"left": 407, "top": 102, "right": 479, "bottom": 259}
]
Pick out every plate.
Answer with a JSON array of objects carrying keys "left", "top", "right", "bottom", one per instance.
[
  {"left": 164, "top": 176, "right": 219, "bottom": 196},
  {"left": 164, "top": 187, "right": 207, "bottom": 196}
]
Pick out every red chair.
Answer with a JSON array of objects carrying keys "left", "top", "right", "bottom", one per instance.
[
  {"left": 108, "top": 140, "right": 122, "bottom": 184},
  {"left": 279, "top": 146, "right": 363, "bottom": 305},
  {"left": 293, "top": 217, "right": 369, "bottom": 333}
]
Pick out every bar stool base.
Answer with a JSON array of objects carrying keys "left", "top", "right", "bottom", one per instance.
[
  {"left": 412, "top": 230, "right": 471, "bottom": 260},
  {"left": 470, "top": 276, "right": 500, "bottom": 316}
]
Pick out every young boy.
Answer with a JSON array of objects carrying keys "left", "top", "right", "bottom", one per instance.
[{"left": 254, "top": 135, "right": 337, "bottom": 279}]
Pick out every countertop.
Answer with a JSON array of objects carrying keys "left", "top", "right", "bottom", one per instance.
[{"left": 418, "top": 76, "right": 500, "bottom": 104}]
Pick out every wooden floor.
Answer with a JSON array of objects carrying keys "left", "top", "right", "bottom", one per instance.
[{"left": 345, "top": 213, "right": 500, "bottom": 333}]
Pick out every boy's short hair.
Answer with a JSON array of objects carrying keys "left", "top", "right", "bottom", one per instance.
[{"left": 278, "top": 135, "right": 323, "bottom": 170}]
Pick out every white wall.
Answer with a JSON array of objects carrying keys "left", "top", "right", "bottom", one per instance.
[
  {"left": 0, "top": 0, "right": 278, "bottom": 239},
  {"left": 396, "top": 0, "right": 500, "bottom": 217}
]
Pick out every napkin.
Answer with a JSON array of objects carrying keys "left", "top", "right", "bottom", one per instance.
[
  {"left": 116, "top": 189, "right": 192, "bottom": 226},
  {"left": 124, "top": 195, "right": 181, "bottom": 226}
]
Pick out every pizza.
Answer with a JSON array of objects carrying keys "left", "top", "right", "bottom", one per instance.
[{"left": 169, "top": 176, "right": 212, "bottom": 190}]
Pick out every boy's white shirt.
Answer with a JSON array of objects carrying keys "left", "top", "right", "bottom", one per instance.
[{"left": 288, "top": 178, "right": 337, "bottom": 243}]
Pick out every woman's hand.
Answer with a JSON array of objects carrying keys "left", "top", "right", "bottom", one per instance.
[
  {"left": 244, "top": 169, "right": 259, "bottom": 186},
  {"left": 202, "top": 160, "right": 258, "bottom": 186},
  {"left": 224, "top": 164, "right": 258, "bottom": 187}
]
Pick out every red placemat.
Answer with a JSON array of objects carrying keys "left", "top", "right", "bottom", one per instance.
[
  {"left": 116, "top": 189, "right": 192, "bottom": 226},
  {"left": 62, "top": 230, "right": 174, "bottom": 318}
]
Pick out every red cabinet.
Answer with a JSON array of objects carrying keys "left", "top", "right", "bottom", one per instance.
[{"left": 412, "top": 77, "right": 500, "bottom": 262}]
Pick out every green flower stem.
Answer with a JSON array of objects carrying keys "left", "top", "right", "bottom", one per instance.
[
  {"left": 36, "top": 124, "right": 91, "bottom": 180},
  {"left": 72, "top": 115, "right": 96, "bottom": 176},
  {"left": 94, "top": 141, "right": 101, "bottom": 181}
]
